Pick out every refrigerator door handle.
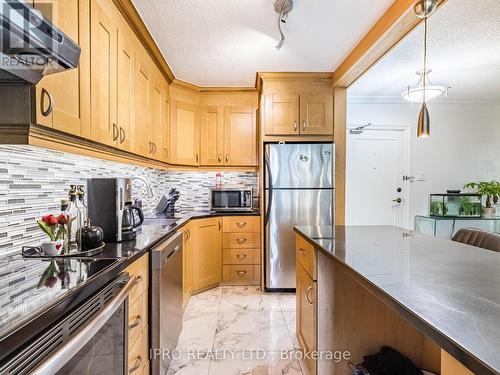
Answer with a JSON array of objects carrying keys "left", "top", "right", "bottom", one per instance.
[{"left": 264, "top": 149, "right": 273, "bottom": 227}]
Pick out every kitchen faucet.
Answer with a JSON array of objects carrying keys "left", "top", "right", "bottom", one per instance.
[{"left": 132, "top": 176, "right": 154, "bottom": 198}]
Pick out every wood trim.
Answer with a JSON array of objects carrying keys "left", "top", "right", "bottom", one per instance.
[
  {"left": 333, "top": 88, "right": 346, "bottom": 225},
  {"left": 332, "top": 0, "right": 447, "bottom": 88},
  {"left": 112, "top": 0, "right": 175, "bottom": 83},
  {"left": 258, "top": 72, "right": 333, "bottom": 82},
  {"left": 172, "top": 79, "right": 257, "bottom": 94}
]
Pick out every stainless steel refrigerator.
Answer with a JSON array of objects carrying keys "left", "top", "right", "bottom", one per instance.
[{"left": 264, "top": 143, "right": 334, "bottom": 291}]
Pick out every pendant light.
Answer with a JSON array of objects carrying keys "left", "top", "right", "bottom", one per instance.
[{"left": 414, "top": 0, "right": 438, "bottom": 138}]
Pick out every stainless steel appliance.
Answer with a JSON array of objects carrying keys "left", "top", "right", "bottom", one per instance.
[
  {"left": 0, "top": 0, "right": 80, "bottom": 84},
  {"left": 151, "top": 232, "right": 184, "bottom": 374},
  {"left": 210, "top": 187, "right": 253, "bottom": 212},
  {"left": 87, "top": 178, "right": 144, "bottom": 242},
  {"left": 264, "top": 143, "right": 334, "bottom": 291},
  {"left": 0, "top": 271, "right": 135, "bottom": 374}
]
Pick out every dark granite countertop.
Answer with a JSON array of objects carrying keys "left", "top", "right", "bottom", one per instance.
[{"left": 294, "top": 225, "right": 500, "bottom": 375}]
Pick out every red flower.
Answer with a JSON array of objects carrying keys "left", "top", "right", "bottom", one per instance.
[
  {"left": 42, "top": 215, "right": 58, "bottom": 226},
  {"left": 57, "top": 214, "right": 69, "bottom": 225}
]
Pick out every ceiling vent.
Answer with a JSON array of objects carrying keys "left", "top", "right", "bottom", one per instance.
[{"left": 274, "top": 0, "right": 294, "bottom": 50}]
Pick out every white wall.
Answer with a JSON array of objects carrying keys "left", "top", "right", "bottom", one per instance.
[{"left": 347, "top": 101, "right": 500, "bottom": 228}]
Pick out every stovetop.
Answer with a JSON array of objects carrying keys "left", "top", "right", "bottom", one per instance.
[{"left": 0, "top": 254, "right": 123, "bottom": 340}]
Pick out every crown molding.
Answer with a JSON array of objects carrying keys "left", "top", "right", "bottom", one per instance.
[{"left": 258, "top": 72, "right": 333, "bottom": 82}]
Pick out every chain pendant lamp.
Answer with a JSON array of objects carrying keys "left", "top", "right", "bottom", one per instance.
[{"left": 414, "top": 0, "right": 438, "bottom": 138}]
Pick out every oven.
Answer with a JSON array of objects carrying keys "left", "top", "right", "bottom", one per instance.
[
  {"left": 0, "top": 273, "right": 136, "bottom": 375},
  {"left": 210, "top": 187, "right": 253, "bottom": 212}
]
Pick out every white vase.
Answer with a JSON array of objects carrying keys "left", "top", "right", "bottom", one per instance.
[
  {"left": 482, "top": 207, "right": 496, "bottom": 218},
  {"left": 41, "top": 240, "right": 64, "bottom": 256}
]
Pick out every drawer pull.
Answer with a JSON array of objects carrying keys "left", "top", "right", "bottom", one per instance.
[
  {"left": 299, "top": 248, "right": 306, "bottom": 255},
  {"left": 236, "top": 254, "right": 247, "bottom": 260},
  {"left": 306, "top": 286, "right": 314, "bottom": 305},
  {"left": 236, "top": 270, "right": 248, "bottom": 277},
  {"left": 236, "top": 238, "right": 247, "bottom": 244},
  {"left": 128, "top": 315, "right": 141, "bottom": 329},
  {"left": 236, "top": 222, "right": 247, "bottom": 228},
  {"left": 129, "top": 356, "right": 142, "bottom": 373},
  {"left": 135, "top": 276, "right": 142, "bottom": 284}
]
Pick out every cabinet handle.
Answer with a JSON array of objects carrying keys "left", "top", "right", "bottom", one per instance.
[
  {"left": 218, "top": 221, "right": 221, "bottom": 231},
  {"left": 218, "top": 154, "right": 222, "bottom": 163},
  {"left": 119, "top": 127, "right": 125, "bottom": 144},
  {"left": 148, "top": 141, "right": 152, "bottom": 154},
  {"left": 236, "top": 270, "right": 248, "bottom": 277},
  {"left": 225, "top": 154, "right": 229, "bottom": 163},
  {"left": 128, "top": 315, "right": 141, "bottom": 329},
  {"left": 135, "top": 275, "right": 142, "bottom": 284},
  {"left": 112, "top": 123, "right": 118, "bottom": 141},
  {"left": 302, "top": 121, "right": 307, "bottom": 131},
  {"left": 306, "top": 285, "right": 314, "bottom": 305},
  {"left": 128, "top": 356, "right": 142, "bottom": 373},
  {"left": 187, "top": 229, "right": 191, "bottom": 239},
  {"left": 236, "top": 238, "right": 247, "bottom": 244},
  {"left": 236, "top": 222, "right": 247, "bottom": 228},
  {"left": 196, "top": 153, "right": 199, "bottom": 163},
  {"left": 294, "top": 121, "right": 297, "bottom": 131},
  {"left": 40, "top": 88, "right": 53, "bottom": 117},
  {"left": 236, "top": 254, "right": 247, "bottom": 260},
  {"left": 299, "top": 248, "right": 305, "bottom": 255}
]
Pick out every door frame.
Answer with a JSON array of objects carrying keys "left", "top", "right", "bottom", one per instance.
[{"left": 346, "top": 125, "right": 411, "bottom": 229}]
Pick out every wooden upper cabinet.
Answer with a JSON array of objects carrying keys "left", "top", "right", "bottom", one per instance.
[
  {"left": 89, "top": 0, "right": 117, "bottom": 147},
  {"left": 192, "top": 217, "right": 222, "bottom": 291},
  {"left": 34, "top": 0, "right": 90, "bottom": 137},
  {"left": 200, "top": 105, "right": 224, "bottom": 166},
  {"left": 149, "top": 70, "right": 166, "bottom": 162},
  {"left": 224, "top": 106, "right": 257, "bottom": 166},
  {"left": 116, "top": 26, "right": 135, "bottom": 152},
  {"left": 161, "top": 93, "right": 170, "bottom": 163},
  {"left": 300, "top": 94, "right": 333, "bottom": 135},
  {"left": 170, "top": 100, "right": 200, "bottom": 166},
  {"left": 133, "top": 49, "right": 152, "bottom": 157},
  {"left": 265, "top": 94, "right": 299, "bottom": 135}
]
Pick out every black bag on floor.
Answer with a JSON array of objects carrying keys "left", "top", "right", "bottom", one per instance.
[{"left": 356, "top": 346, "right": 424, "bottom": 375}]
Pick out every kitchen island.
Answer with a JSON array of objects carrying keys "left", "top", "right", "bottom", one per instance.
[{"left": 294, "top": 225, "right": 499, "bottom": 375}]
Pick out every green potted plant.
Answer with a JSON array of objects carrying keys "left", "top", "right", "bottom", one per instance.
[{"left": 463, "top": 181, "right": 500, "bottom": 218}]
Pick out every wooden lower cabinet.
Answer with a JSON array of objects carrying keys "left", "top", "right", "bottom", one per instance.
[
  {"left": 191, "top": 217, "right": 222, "bottom": 292},
  {"left": 125, "top": 253, "right": 149, "bottom": 374},
  {"left": 296, "top": 263, "right": 317, "bottom": 375},
  {"left": 182, "top": 222, "right": 193, "bottom": 307}
]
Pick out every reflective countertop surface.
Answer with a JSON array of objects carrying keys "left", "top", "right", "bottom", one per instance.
[{"left": 294, "top": 225, "right": 500, "bottom": 375}]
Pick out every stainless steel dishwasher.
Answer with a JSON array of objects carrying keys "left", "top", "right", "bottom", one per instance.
[{"left": 151, "top": 231, "right": 183, "bottom": 375}]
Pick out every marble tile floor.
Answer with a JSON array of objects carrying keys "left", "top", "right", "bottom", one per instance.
[{"left": 167, "top": 286, "right": 303, "bottom": 375}]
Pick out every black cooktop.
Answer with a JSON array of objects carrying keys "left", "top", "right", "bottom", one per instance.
[{"left": 0, "top": 254, "right": 125, "bottom": 361}]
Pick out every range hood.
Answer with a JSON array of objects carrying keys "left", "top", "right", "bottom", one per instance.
[{"left": 0, "top": 0, "right": 80, "bottom": 84}]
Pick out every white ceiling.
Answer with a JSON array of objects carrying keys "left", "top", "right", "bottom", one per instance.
[
  {"left": 132, "top": 0, "right": 392, "bottom": 87},
  {"left": 349, "top": 0, "right": 500, "bottom": 102}
]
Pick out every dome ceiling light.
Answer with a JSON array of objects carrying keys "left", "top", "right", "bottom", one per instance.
[
  {"left": 402, "top": 69, "right": 450, "bottom": 104},
  {"left": 274, "top": 0, "right": 294, "bottom": 50}
]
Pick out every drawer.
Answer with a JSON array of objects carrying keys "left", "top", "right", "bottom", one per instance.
[
  {"left": 223, "top": 233, "right": 255, "bottom": 248},
  {"left": 223, "top": 248, "right": 255, "bottom": 265},
  {"left": 128, "top": 295, "right": 144, "bottom": 350},
  {"left": 223, "top": 216, "right": 254, "bottom": 233},
  {"left": 128, "top": 331, "right": 143, "bottom": 374},
  {"left": 253, "top": 265, "right": 261, "bottom": 282},
  {"left": 223, "top": 265, "right": 255, "bottom": 283},
  {"left": 141, "top": 326, "right": 149, "bottom": 374},
  {"left": 296, "top": 235, "right": 316, "bottom": 280},
  {"left": 253, "top": 248, "right": 262, "bottom": 265},
  {"left": 127, "top": 254, "right": 149, "bottom": 304}
]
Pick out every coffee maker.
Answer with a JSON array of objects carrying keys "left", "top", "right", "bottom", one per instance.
[{"left": 87, "top": 178, "right": 144, "bottom": 242}]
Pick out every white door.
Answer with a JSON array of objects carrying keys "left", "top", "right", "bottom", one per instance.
[{"left": 346, "top": 129, "right": 409, "bottom": 228}]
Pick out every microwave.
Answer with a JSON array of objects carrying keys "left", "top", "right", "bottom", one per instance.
[{"left": 210, "top": 187, "right": 253, "bottom": 212}]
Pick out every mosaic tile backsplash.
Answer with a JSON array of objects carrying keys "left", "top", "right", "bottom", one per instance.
[{"left": 0, "top": 145, "right": 258, "bottom": 257}]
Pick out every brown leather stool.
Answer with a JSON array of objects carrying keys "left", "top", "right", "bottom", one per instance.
[{"left": 451, "top": 228, "right": 500, "bottom": 252}]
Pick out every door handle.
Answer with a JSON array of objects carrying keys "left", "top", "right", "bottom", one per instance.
[
  {"left": 306, "top": 285, "right": 314, "bottom": 305},
  {"left": 218, "top": 221, "right": 221, "bottom": 231},
  {"left": 148, "top": 142, "right": 152, "bottom": 154},
  {"left": 119, "top": 127, "right": 125, "bottom": 144},
  {"left": 393, "top": 198, "right": 402, "bottom": 204},
  {"left": 113, "top": 123, "right": 118, "bottom": 141},
  {"left": 40, "top": 88, "right": 53, "bottom": 117},
  {"left": 196, "top": 153, "right": 199, "bottom": 163},
  {"left": 128, "top": 315, "right": 141, "bottom": 329}
]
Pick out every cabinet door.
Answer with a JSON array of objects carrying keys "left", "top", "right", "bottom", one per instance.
[
  {"left": 149, "top": 71, "right": 166, "bottom": 161},
  {"left": 89, "top": 0, "right": 117, "bottom": 147},
  {"left": 265, "top": 94, "right": 299, "bottom": 135},
  {"left": 35, "top": 0, "right": 89, "bottom": 136},
  {"left": 200, "top": 105, "right": 224, "bottom": 166},
  {"left": 170, "top": 100, "right": 200, "bottom": 166},
  {"left": 192, "top": 218, "right": 222, "bottom": 291},
  {"left": 116, "top": 26, "right": 134, "bottom": 151},
  {"left": 224, "top": 106, "right": 257, "bottom": 166},
  {"left": 182, "top": 224, "right": 193, "bottom": 308},
  {"left": 133, "top": 49, "right": 152, "bottom": 157},
  {"left": 299, "top": 94, "right": 333, "bottom": 135},
  {"left": 297, "top": 264, "right": 317, "bottom": 375},
  {"left": 161, "top": 94, "right": 170, "bottom": 163}
]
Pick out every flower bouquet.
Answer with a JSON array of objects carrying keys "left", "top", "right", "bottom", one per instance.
[{"left": 37, "top": 214, "right": 71, "bottom": 255}]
